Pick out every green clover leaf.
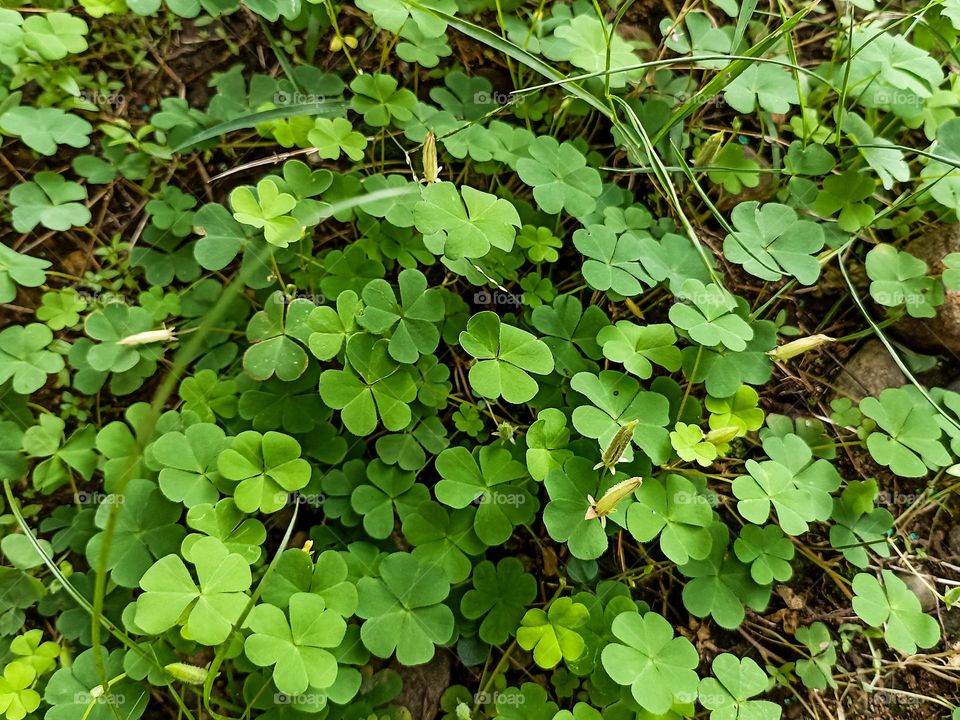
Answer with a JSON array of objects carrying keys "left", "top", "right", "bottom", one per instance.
[
  {"left": 356, "top": 552, "right": 454, "bottom": 665},
  {"left": 414, "top": 182, "right": 521, "bottom": 260},
  {"left": 9, "top": 172, "right": 91, "bottom": 232},
  {"left": 459, "top": 312, "right": 555, "bottom": 404},
  {"left": 461, "top": 558, "right": 537, "bottom": 645},
  {"left": 216, "top": 430, "right": 310, "bottom": 513},
  {"left": 230, "top": 178, "right": 303, "bottom": 248},
  {"left": 516, "top": 136, "right": 602, "bottom": 215},
  {"left": 357, "top": 268, "right": 444, "bottom": 363},
  {"left": 244, "top": 592, "right": 347, "bottom": 695},
  {"left": 517, "top": 597, "right": 589, "bottom": 669},
  {"left": 852, "top": 570, "right": 940, "bottom": 654},
  {"left": 0, "top": 323, "right": 64, "bottom": 394},
  {"left": 135, "top": 536, "right": 252, "bottom": 646},
  {"left": 600, "top": 610, "right": 700, "bottom": 715},
  {"left": 698, "top": 654, "right": 781, "bottom": 720},
  {"left": 723, "top": 202, "right": 825, "bottom": 284}
]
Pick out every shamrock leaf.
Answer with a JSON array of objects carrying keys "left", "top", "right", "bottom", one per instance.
[
  {"left": 85, "top": 478, "right": 185, "bottom": 587},
  {"left": 573, "top": 225, "right": 654, "bottom": 296},
  {"left": 461, "top": 558, "right": 537, "bottom": 645},
  {"left": 245, "top": 593, "right": 347, "bottom": 695},
  {"left": 707, "top": 144, "right": 760, "bottom": 194},
  {"left": 698, "top": 654, "right": 781, "bottom": 720},
  {"left": 669, "top": 280, "right": 754, "bottom": 351},
  {"left": 350, "top": 74, "right": 417, "bottom": 127},
  {"left": 723, "top": 63, "right": 799, "bottom": 113},
  {"left": 82, "top": 302, "right": 160, "bottom": 374},
  {"left": 216, "top": 430, "right": 310, "bottom": 513},
  {"left": 402, "top": 501, "right": 484, "bottom": 584},
  {"left": 706, "top": 386, "right": 765, "bottom": 436},
  {"left": 21, "top": 12, "right": 88, "bottom": 60},
  {"left": 570, "top": 370, "right": 670, "bottom": 465},
  {"left": 9, "top": 172, "right": 91, "bottom": 232},
  {"left": 414, "top": 182, "right": 520, "bottom": 260},
  {"left": 307, "top": 289, "right": 361, "bottom": 361},
  {"left": 150, "top": 423, "right": 227, "bottom": 507},
  {"left": 517, "top": 597, "right": 589, "bottom": 669},
  {"left": 319, "top": 334, "right": 417, "bottom": 435},
  {"left": 526, "top": 408, "right": 574, "bottom": 481},
  {"left": 0, "top": 107, "right": 92, "bottom": 156},
  {"left": 860, "top": 386, "right": 951, "bottom": 477},
  {"left": 815, "top": 170, "right": 875, "bottom": 232},
  {"left": 829, "top": 482, "right": 893, "bottom": 569},
  {"left": 459, "top": 312, "right": 555, "bottom": 404},
  {"left": 435, "top": 444, "right": 530, "bottom": 545},
  {"left": 135, "top": 537, "right": 251, "bottom": 646},
  {"left": 723, "top": 202, "right": 825, "bottom": 284},
  {"left": 670, "top": 423, "right": 718, "bottom": 467},
  {"left": 795, "top": 622, "right": 837, "bottom": 690},
  {"left": 0, "top": 662, "right": 40, "bottom": 720},
  {"left": 601, "top": 610, "right": 700, "bottom": 715},
  {"left": 0, "top": 323, "right": 64, "bottom": 394},
  {"left": 308, "top": 117, "right": 367, "bottom": 161},
  {"left": 355, "top": 0, "right": 454, "bottom": 36},
  {"left": 244, "top": 291, "right": 313, "bottom": 381},
  {"left": 544, "top": 458, "right": 629, "bottom": 560},
  {"left": 183, "top": 499, "right": 266, "bottom": 564},
  {"left": 530, "top": 295, "right": 608, "bottom": 376},
  {"left": 865, "top": 244, "right": 941, "bottom": 319},
  {"left": 852, "top": 570, "right": 940, "bottom": 654},
  {"left": 541, "top": 15, "right": 641, "bottom": 88},
  {"left": 43, "top": 649, "right": 146, "bottom": 720},
  {"left": 351, "top": 460, "right": 429, "bottom": 539},
  {"left": 732, "top": 434, "right": 841, "bottom": 535},
  {"left": 356, "top": 552, "right": 454, "bottom": 665},
  {"left": 0, "top": 244, "right": 49, "bottom": 304},
  {"left": 516, "top": 137, "right": 602, "bottom": 216},
  {"left": 733, "top": 524, "right": 794, "bottom": 585},
  {"left": 597, "top": 321, "right": 680, "bottom": 378},
  {"left": 679, "top": 523, "right": 772, "bottom": 629},
  {"left": 23, "top": 416, "right": 95, "bottom": 493},
  {"left": 230, "top": 178, "right": 302, "bottom": 248},
  {"left": 627, "top": 474, "right": 715, "bottom": 564},
  {"left": 358, "top": 268, "right": 444, "bottom": 363}
]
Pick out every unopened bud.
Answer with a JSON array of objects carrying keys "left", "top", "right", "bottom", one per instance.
[
  {"left": 705, "top": 426, "right": 740, "bottom": 445},
  {"left": 117, "top": 328, "right": 176, "bottom": 346},
  {"left": 165, "top": 662, "right": 211, "bottom": 685},
  {"left": 768, "top": 334, "right": 834, "bottom": 362}
]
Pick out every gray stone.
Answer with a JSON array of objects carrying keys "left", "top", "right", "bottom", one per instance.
[
  {"left": 832, "top": 339, "right": 907, "bottom": 403},
  {"left": 895, "top": 225, "right": 960, "bottom": 357}
]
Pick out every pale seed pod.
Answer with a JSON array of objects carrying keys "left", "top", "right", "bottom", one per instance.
[
  {"left": 165, "top": 662, "right": 211, "bottom": 685},
  {"left": 422, "top": 130, "right": 442, "bottom": 183},
  {"left": 116, "top": 327, "right": 176, "bottom": 346},
  {"left": 584, "top": 476, "right": 643, "bottom": 527},
  {"left": 593, "top": 419, "right": 638, "bottom": 475},
  {"left": 768, "top": 334, "right": 834, "bottom": 362}
]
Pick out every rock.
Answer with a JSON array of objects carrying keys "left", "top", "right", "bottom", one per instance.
[
  {"left": 394, "top": 652, "right": 451, "bottom": 719},
  {"left": 832, "top": 339, "right": 906, "bottom": 403},
  {"left": 895, "top": 225, "right": 960, "bottom": 355},
  {"left": 898, "top": 572, "right": 939, "bottom": 613}
]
